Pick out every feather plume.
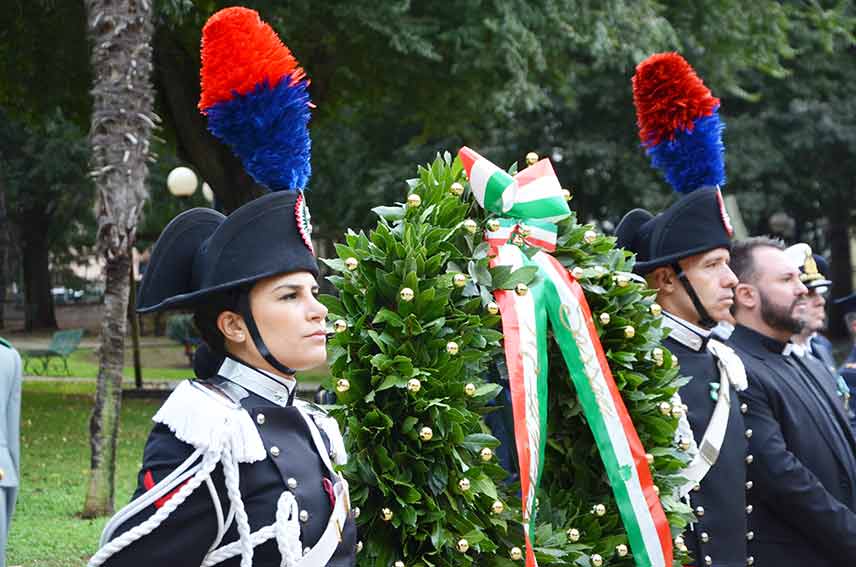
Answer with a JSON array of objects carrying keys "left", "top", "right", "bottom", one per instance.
[
  {"left": 199, "top": 7, "right": 311, "bottom": 191},
  {"left": 632, "top": 52, "right": 725, "bottom": 194}
]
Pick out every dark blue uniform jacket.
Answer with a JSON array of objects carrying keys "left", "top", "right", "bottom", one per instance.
[{"left": 728, "top": 324, "right": 856, "bottom": 567}]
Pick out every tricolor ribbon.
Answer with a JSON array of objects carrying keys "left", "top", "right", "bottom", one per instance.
[{"left": 458, "top": 147, "right": 672, "bottom": 567}]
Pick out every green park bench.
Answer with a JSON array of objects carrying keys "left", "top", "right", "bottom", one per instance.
[{"left": 22, "top": 328, "right": 84, "bottom": 376}]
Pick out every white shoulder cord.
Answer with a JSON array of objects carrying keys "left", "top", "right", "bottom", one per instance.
[
  {"left": 87, "top": 448, "right": 222, "bottom": 566},
  {"left": 88, "top": 441, "right": 258, "bottom": 567}
]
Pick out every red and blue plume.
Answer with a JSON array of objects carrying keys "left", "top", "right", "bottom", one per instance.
[
  {"left": 632, "top": 52, "right": 725, "bottom": 194},
  {"left": 199, "top": 7, "right": 311, "bottom": 191}
]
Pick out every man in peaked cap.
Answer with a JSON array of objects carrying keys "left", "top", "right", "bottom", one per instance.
[
  {"left": 785, "top": 244, "right": 837, "bottom": 369},
  {"left": 784, "top": 244, "right": 851, "bottom": 412},
  {"left": 727, "top": 237, "right": 856, "bottom": 566},
  {"left": 617, "top": 52, "right": 749, "bottom": 567}
]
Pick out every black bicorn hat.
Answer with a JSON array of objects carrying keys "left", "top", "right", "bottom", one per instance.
[
  {"left": 137, "top": 191, "right": 317, "bottom": 313},
  {"left": 615, "top": 186, "right": 733, "bottom": 275},
  {"left": 617, "top": 53, "right": 733, "bottom": 275},
  {"left": 137, "top": 7, "right": 318, "bottom": 313}
]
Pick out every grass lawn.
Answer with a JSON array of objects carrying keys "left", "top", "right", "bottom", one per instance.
[
  {"left": 8, "top": 381, "right": 160, "bottom": 566},
  {"left": 43, "top": 345, "right": 193, "bottom": 382},
  {"left": 8, "top": 365, "right": 331, "bottom": 566}
]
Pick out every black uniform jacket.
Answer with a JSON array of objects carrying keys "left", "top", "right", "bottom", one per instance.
[
  {"left": 104, "top": 361, "right": 357, "bottom": 566},
  {"left": 662, "top": 314, "right": 747, "bottom": 567},
  {"left": 727, "top": 324, "right": 856, "bottom": 567}
]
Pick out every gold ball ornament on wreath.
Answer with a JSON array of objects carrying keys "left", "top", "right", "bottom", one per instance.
[
  {"left": 562, "top": 188, "right": 572, "bottom": 201},
  {"left": 407, "top": 378, "right": 421, "bottom": 393},
  {"left": 567, "top": 528, "right": 580, "bottom": 542},
  {"left": 572, "top": 266, "right": 585, "bottom": 279},
  {"left": 419, "top": 427, "right": 433, "bottom": 441},
  {"left": 333, "top": 319, "right": 348, "bottom": 333},
  {"left": 593, "top": 503, "right": 606, "bottom": 516},
  {"left": 487, "top": 219, "right": 501, "bottom": 232},
  {"left": 446, "top": 341, "right": 459, "bottom": 355},
  {"left": 457, "top": 539, "right": 470, "bottom": 553},
  {"left": 515, "top": 283, "right": 529, "bottom": 296},
  {"left": 650, "top": 302, "right": 663, "bottom": 317},
  {"left": 599, "top": 312, "right": 611, "bottom": 325},
  {"left": 406, "top": 193, "right": 421, "bottom": 208},
  {"left": 382, "top": 508, "right": 394, "bottom": 521},
  {"left": 335, "top": 379, "right": 350, "bottom": 393},
  {"left": 453, "top": 273, "right": 468, "bottom": 288},
  {"left": 624, "top": 325, "right": 636, "bottom": 338},
  {"left": 394, "top": 562, "right": 404, "bottom": 567},
  {"left": 583, "top": 230, "right": 598, "bottom": 244},
  {"left": 645, "top": 452, "right": 654, "bottom": 465},
  {"left": 458, "top": 478, "right": 471, "bottom": 491},
  {"left": 486, "top": 301, "right": 499, "bottom": 315},
  {"left": 510, "top": 547, "right": 523, "bottom": 560},
  {"left": 462, "top": 218, "right": 478, "bottom": 234},
  {"left": 399, "top": 287, "right": 415, "bottom": 302},
  {"left": 464, "top": 383, "right": 477, "bottom": 396},
  {"left": 671, "top": 404, "right": 685, "bottom": 418},
  {"left": 491, "top": 500, "right": 504, "bottom": 514},
  {"left": 591, "top": 554, "right": 604, "bottom": 567},
  {"left": 616, "top": 274, "right": 630, "bottom": 287},
  {"left": 658, "top": 401, "right": 672, "bottom": 416},
  {"left": 616, "top": 544, "right": 629, "bottom": 557},
  {"left": 450, "top": 181, "right": 465, "bottom": 196},
  {"left": 526, "top": 151, "right": 539, "bottom": 165},
  {"left": 344, "top": 257, "right": 359, "bottom": 271},
  {"left": 480, "top": 447, "right": 493, "bottom": 461}
]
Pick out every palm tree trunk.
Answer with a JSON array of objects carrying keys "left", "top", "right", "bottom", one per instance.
[{"left": 82, "top": 0, "right": 155, "bottom": 518}]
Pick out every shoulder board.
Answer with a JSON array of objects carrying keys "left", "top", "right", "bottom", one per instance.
[
  {"left": 0, "top": 337, "right": 11, "bottom": 350},
  {"left": 153, "top": 380, "right": 266, "bottom": 463}
]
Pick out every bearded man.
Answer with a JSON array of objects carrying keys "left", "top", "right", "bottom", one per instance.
[{"left": 727, "top": 236, "right": 856, "bottom": 566}]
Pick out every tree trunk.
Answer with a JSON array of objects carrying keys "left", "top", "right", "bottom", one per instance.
[
  {"left": 83, "top": 253, "right": 130, "bottom": 517},
  {"left": 82, "top": 0, "right": 155, "bottom": 518},
  {"left": 828, "top": 197, "right": 853, "bottom": 339},
  {"left": 153, "top": 27, "right": 265, "bottom": 213},
  {"left": 20, "top": 224, "right": 56, "bottom": 331}
]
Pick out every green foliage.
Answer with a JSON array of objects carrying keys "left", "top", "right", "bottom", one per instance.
[
  {"left": 8, "top": 383, "right": 160, "bottom": 566},
  {"left": 537, "top": 230, "right": 693, "bottom": 565},
  {"left": 323, "top": 153, "right": 520, "bottom": 565},
  {"left": 0, "top": 107, "right": 96, "bottom": 257},
  {"left": 325, "top": 154, "right": 692, "bottom": 565}
]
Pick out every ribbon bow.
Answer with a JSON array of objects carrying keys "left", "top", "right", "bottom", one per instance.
[{"left": 459, "top": 147, "right": 672, "bottom": 567}]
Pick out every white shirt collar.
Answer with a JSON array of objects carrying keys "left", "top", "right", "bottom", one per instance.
[
  {"left": 217, "top": 357, "right": 296, "bottom": 407},
  {"left": 662, "top": 311, "right": 710, "bottom": 352}
]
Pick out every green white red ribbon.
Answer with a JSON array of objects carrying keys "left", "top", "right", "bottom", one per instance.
[{"left": 458, "top": 146, "right": 672, "bottom": 567}]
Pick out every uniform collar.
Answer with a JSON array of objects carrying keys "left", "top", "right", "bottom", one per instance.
[
  {"left": 217, "top": 356, "right": 296, "bottom": 407},
  {"left": 662, "top": 311, "right": 710, "bottom": 352}
]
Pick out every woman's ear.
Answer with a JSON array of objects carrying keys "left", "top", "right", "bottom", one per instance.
[{"left": 217, "top": 310, "right": 247, "bottom": 344}]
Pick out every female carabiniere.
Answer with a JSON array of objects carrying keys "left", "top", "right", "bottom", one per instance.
[{"left": 88, "top": 6, "right": 357, "bottom": 567}]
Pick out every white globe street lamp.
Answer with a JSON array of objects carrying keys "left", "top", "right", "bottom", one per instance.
[
  {"left": 201, "top": 182, "right": 214, "bottom": 203},
  {"left": 167, "top": 166, "right": 198, "bottom": 197}
]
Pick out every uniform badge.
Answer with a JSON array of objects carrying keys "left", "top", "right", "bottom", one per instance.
[
  {"left": 715, "top": 188, "right": 734, "bottom": 237},
  {"left": 295, "top": 191, "right": 315, "bottom": 255}
]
